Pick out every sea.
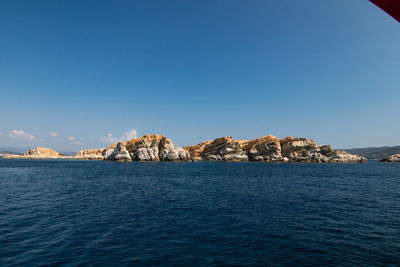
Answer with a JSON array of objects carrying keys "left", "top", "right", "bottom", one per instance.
[{"left": 0, "top": 159, "right": 399, "bottom": 266}]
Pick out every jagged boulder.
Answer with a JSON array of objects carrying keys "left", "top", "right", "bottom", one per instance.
[
  {"left": 159, "top": 148, "right": 189, "bottom": 161},
  {"left": 201, "top": 137, "right": 248, "bottom": 161},
  {"left": 242, "top": 135, "right": 282, "bottom": 161},
  {"left": 108, "top": 134, "right": 174, "bottom": 161},
  {"left": 104, "top": 143, "right": 131, "bottom": 161},
  {"left": 131, "top": 147, "right": 159, "bottom": 161},
  {"left": 280, "top": 137, "right": 319, "bottom": 161},
  {"left": 380, "top": 154, "right": 400, "bottom": 162}
]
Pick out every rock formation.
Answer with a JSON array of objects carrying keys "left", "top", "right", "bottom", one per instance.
[
  {"left": 24, "top": 147, "right": 62, "bottom": 157},
  {"left": 199, "top": 137, "right": 248, "bottom": 161},
  {"left": 380, "top": 153, "right": 400, "bottom": 162},
  {"left": 241, "top": 135, "right": 282, "bottom": 161},
  {"left": 183, "top": 141, "right": 212, "bottom": 161},
  {"left": 75, "top": 149, "right": 105, "bottom": 160},
  {"left": 2, "top": 147, "right": 66, "bottom": 159},
  {"left": 159, "top": 147, "right": 189, "bottom": 161},
  {"left": 184, "top": 135, "right": 367, "bottom": 163},
  {"left": 104, "top": 143, "right": 131, "bottom": 161},
  {"left": 104, "top": 134, "right": 188, "bottom": 161},
  {"left": 0, "top": 134, "right": 367, "bottom": 163}
]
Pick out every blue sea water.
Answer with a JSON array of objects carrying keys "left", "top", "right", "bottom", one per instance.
[{"left": 0, "top": 160, "right": 399, "bottom": 266}]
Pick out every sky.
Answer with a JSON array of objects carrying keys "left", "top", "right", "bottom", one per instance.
[{"left": 0, "top": 0, "right": 399, "bottom": 151}]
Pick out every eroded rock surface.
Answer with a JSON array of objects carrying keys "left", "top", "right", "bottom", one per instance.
[
  {"left": 200, "top": 137, "right": 248, "bottom": 161},
  {"left": 4, "top": 133, "right": 366, "bottom": 163},
  {"left": 183, "top": 135, "right": 366, "bottom": 163},
  {"left": 280, "top": 137, "right": 320, "bottom": 162},
  {"left": 184, "top": 141, "right": 211, "bottom": 161},
  {"left": 104, "top": 143, "right": 131, "bottom": 161},
  {"left": 131, "top": 147, "right": 159, "bottom": 161},
  {"left": 75, "top": 149, "right": 105, "bottom": 160},
  {"left": 242, "top": 135, "right": 282, "bottom": 161},
  {"left": 159, "top": 147, "right": 189, "bottom": 161},
  {"left": 108, "top": 134, "right": 174, "bottom": 161}
]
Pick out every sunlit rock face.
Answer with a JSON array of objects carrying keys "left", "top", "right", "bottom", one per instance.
[
  {"left": 242, "top": 135, "right": 282, "bottom": 161},
  {"left": 107, "top": 134, "right": 174, "bottom": 161},
  {"left": 131, "top": 147, "right": 159, "bottom": 161},
  {"left": 183, "top": 135, "right": 366, "bottom": 163},
  {"left": 184, "top": 141, "right": 212, "bottom": 161},
  {"left": 24, "top": 147, "right": 62, "bottom": 157},
  {"left": 159, "top": 147, "right": 189, "bottom": 161},
  {"left": 71, "top": 133, "right": 367, "bottom": 163},
  {"left": 280, "top": 137, "right": 320, "bottom": 162},
  {"left": 104, "top": 143, "right": 131, "bottom": 161},
  {"left": 199, "top": 137, "right": 248, "bottom": 161},
  {"left": 75, "top": 149, "right": 105, "bottom": 160}
]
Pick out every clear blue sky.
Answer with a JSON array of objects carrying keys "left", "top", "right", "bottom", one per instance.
[{"left": 1, "top": 0, "right": 399, "bottom": 151}]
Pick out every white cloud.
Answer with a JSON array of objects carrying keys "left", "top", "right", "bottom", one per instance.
[
  {"left": 100, "top": 129, "right": 137, "bottom": 144},
  {"left": 67, "top": 136, "right": 75, "bottom": 140},
  {"left": 50, "top": 132, "right": 58, "bottom": 137},
  {"left": 8, "top": 130, "right": 36, "bottom": 140},
  {"left": 73, "top": 141, "right": 82, "bottom": 145},
  {"left": 100, "top": 133, "right": 119, "bottom": 144},
  {"left": 121, "top": 129, "right": 137, "bottom": 142}
]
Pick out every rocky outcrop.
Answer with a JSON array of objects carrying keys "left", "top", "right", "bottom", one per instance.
[
  {"left": 279, "top": 137, "right": 367, "bottom": 163},
  {"left": 183, "top": 135, "right": 366, "bottom": 163},
  {"left": 184, "top": 141, "right": 212, "bottom": 161},
  {"left": 159, "top": 148, "right": 189, "bottom": 161},
  {"left": 108, "top": 134, "right": 173, "bottom": 161},
  {"left": 200, "top": 137, "right": 248, "bottom": 161},
  {"left": 326, "top": 150, "right": 368, "bottom": 163},
  {"left": 104, "top": 134, "right": 188, "bottom": 161},
  {"left": 104, "top": 143, "right": 131, "bottom": 161},
  {"left": 131, "top": 147, "right": 159, "bottom": 161},
  {"left": 24, "top": 147, "right": 62, "bottom": 157},
  {"left": 242, "top": 135, "right": 282, "bottom": 161},
  {"left": 75, "top": 149, "right": 105, "bottom": 160},
  {"left": 380, "top": 154, "right": 400, "bottom": 162},
  {"left": 3, "top": 147, "right": 66, "bottom": 159},
  {"left": 1, "top": 133, "right": 366, "bottom": 163},
  {"left": 280, "top": 137, "right": 321, "bottom": 162}
]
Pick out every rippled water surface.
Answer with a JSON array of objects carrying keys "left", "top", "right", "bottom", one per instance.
[{"left": 1, "top": 160, "right": 400, "bottom": 266}]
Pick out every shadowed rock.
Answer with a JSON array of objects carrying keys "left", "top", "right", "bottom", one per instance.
[{"left": 380, "top": 153, "right": 400, "bottom": 162}]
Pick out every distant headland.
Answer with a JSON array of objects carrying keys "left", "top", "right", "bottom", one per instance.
[{"left": 1, "top": 134, "right": 371, "bottom": 163}]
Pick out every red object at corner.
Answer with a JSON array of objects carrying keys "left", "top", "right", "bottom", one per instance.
[{"left": 370, "top": 0, "right": 400, "bottom": 23}]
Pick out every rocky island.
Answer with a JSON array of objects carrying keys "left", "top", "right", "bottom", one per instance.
[
  {"left": 380, "top": 153, "right": 400, "bottom": 162},
  {"left": 2, "top": 134, "right": 367, "bottom": 163},
  {"left": 2, "top": 147, "right": 68, "bottom": 159}
]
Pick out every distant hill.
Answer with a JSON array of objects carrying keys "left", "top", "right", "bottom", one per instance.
[
  {"left": 0, "top": 147, "right": 76, "bottom": 156},
  {"left": 0, "top": 147, "right": 27, "bottom": 154},
  {"left": 344, "top": 146, "right": 400, "bottom": 160},
  {"left": 0, "top": 150, "right": 23, "bottom": 155}
]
